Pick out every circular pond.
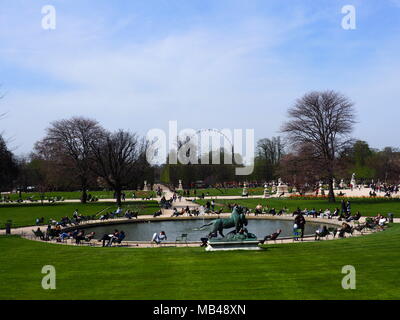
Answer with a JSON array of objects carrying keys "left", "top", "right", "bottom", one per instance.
[{"left": 84, "top": 218, "right": 331, "bottom": 242}]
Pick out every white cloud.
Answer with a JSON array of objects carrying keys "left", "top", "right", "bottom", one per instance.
[{"left": 1, "top": 2, "right": 399, "bottom": 154}]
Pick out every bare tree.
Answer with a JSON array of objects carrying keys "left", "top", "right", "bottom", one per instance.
[
  {"left": 257, "top": 137, "right": 284, "bottom": 165},
  {"left": 35, "top": 117, "right": 105, "bottom": 203},
  {"left": 256, "top": 136, "right": 284, "bottom": 180},
  {"left": 281, "top": 90, "right": 356, "bottom": 202},
  {"left": 90, "top": 130, "right": 145, "bottom": 206}
]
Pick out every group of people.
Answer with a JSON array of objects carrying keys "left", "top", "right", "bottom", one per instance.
[
  {"left": 113, "top": 192, "right": 127, "bottom": 201},
  {"left": 370, "top": 183, "right": 399, "bottom": 196},
  {"left": 99, "top": 229, "right": 126, "bottom": 247},
  {"left": 36, "top": 209, "right": 96, "bottom": 229},
  {"left": 170, "top": 206, "right": 201, "bottom": 217},
  {"left": 250, "top": 200, "right": 363, "bottom": 222},
  {"left": 254, "top": 204, "right": 287, "bottom": 216},
  {"left": 33, "top": 225, "right": 96, "bottom": 244},
  {"left": 99, "top": 207, "right": 138, "bottom": 220},
  {"left": 159, "top": 196, "right": 174, "bottom": 209}
]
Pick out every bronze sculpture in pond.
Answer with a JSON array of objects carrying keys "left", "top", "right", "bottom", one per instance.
[{"left": 198, "top": 205, "right": 248, "bottom": 238}]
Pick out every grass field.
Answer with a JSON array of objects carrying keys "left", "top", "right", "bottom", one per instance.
[
  {"left": 0, "top": 201, "right": 160, "bottom": 228},
  {"left": 2, "top": 190, "right": 156, "bottom": 201},
  {"left": 179, "top": 187, "right": 266, "bottom": 196},
  {"left": 196, "top": 198, "right": 400, "bottom": 217},
  {"left": 0, "top": 224, "right": 399, "bottom": 299}
]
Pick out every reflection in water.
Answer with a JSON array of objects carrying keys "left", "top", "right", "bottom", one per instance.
[{"left": 84, "top": 219, "right": 330, "bottom": 241}]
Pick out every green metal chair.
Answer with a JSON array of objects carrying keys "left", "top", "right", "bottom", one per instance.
[{"left": 175, "top": 233, "right": 188, "bottom": 246}]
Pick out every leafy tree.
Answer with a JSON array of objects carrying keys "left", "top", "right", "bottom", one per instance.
[{"left": 0, "top": 134, "right": 18, "bottom": 191}]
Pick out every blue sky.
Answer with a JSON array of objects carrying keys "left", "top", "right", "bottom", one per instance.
[{"left": 0, "top": 0, "right": 399, "bottom": 155}]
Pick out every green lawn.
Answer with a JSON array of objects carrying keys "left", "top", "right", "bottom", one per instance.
[
  {"left": 179, "top": 187, "right": 266, "bottom": 196},
  {"left": 196, "top": 198, "right": 400, "bottom": 217},
  {"left": 0, "top": 224, "right": 399, "bottom": 299},
  {"left": 0, "top": 201, "right": 160, "bottom": 228},
  {"left": 3, "top": 190, "right": 156, "bottom": 201}
]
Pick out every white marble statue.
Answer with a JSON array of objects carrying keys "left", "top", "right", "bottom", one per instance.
[
  {"left": 263, "top": 183, "right": 269, "bottom": 198},
  {"left": 177, "top": 179, "right": 183, "bottom": 190},
  {"left": 242, "top": 182, "right": 248, "bottom": 196},
  {"left": 350, "top": 173, "right": 356, "bottom": 187}
]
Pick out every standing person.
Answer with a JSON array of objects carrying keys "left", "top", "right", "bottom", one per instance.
[
  {"left": 211, "top": 199, "right": 215, "bottom": 211},
  {"left": 341, "top": 199, "right": 346, "bottom": 214},
  {"left": 294, "top": 213, "right": 306, "bottom": 240},
  {"left": 185, "top": 205, "right": 190, "bottom": 216},
  {"left": 346, "top": 200, "right": 351, "bottom": 214},
  {"left": 205, "top": 201, "right": 211, "bottom": 212}
]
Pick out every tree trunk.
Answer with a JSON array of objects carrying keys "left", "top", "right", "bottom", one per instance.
[
  {"left": 115, "top": 187, "right": 122, "bottom": 206},
  {"left": 328, "top": 176, "right": 336, "bottom": 203},
  {"left": 81, "top": 188, "right": 87, "bottom": 204}
]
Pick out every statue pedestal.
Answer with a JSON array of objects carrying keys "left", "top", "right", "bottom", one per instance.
[
  {"left": 276, "top": 184, "right": 288, "bottom": 195},
  {"left": 205, "top": 240, "right": 262, "bottom": 251}
]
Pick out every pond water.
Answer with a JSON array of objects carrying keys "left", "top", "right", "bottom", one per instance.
[{"left": 84, "top": 218, "right": 331, "bottom": 241}]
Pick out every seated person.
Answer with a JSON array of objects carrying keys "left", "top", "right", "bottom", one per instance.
[
  {"left": 315, "top": 226, "right": 330, "bottom": 240},
  {"left": 47, "top": 227, "right": 60, "bottom": 240},
  {"left": 200, "top": 237, "right": 208, "bottom": 247},
  {"left": 111, "top": 231, "right": 125, "bottom": 245},
  {"left": 115, "top": 207, "right": 122, "bottom": 215},
  {"left": 85, "top": 231, "right": 96, "bottom": 242},
  {"left": 100, "top": 212, "right": 110, "bottom": 220},
  {"left": 58, "top": 231, "right": 72, "bottom": 241},
  {"left": 268, "top": 208, "right": 276, "bottom": 216},
  {"left": 254, "top": 204, "right": 263, "bottom": 216},
  {"left": 305, "top": 208, "right": 316, "bottom": 218},
  {"left": 259, "top": 229, "right": 282, "bottom": 244},
  {"left": 110, "top": 207, "right": 122, "bottom": 218},
  {"left": 378, "top": 216, "right": 387, "bottom": 229},
  {"left": 291, "top": 207, "right": 301, "bottom": 217},
  {"left": 152, "top": 231, "right": 167, "bottom": 244},
  {"left": 33, "top": 228, "right": 45, "bottom": 240},
  {"left": 346, "top": 211, "right": 361, "bottom": 222},
  {"left": 153, "top": 210, "right": 162, "bottom": 217},
  {"left": 171, "top": 208, "right": 180, "bottom": 217},
  {"left": 99, "top": 230, "right": 119, "bottom": 247},
  {"left": 338, "top": 223, "right": 353, "bottom": 238},
  {"left": 99, "top": 233, "right": 113, "bottom": 247},
  {"left": 277, "top": 207, "right": 287, "bottom": 215},
  {"left": 320, "top": 208, "right": 331, "bottom": 219},
  {"left": 332, "top": 208, "right": 340, "bottom": 217},
  {"left": 75, "top": 230, "right": 86, "bottom": 244},
  {"left": 124, "top": 210, "right": 133, "bottom": 219}
]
